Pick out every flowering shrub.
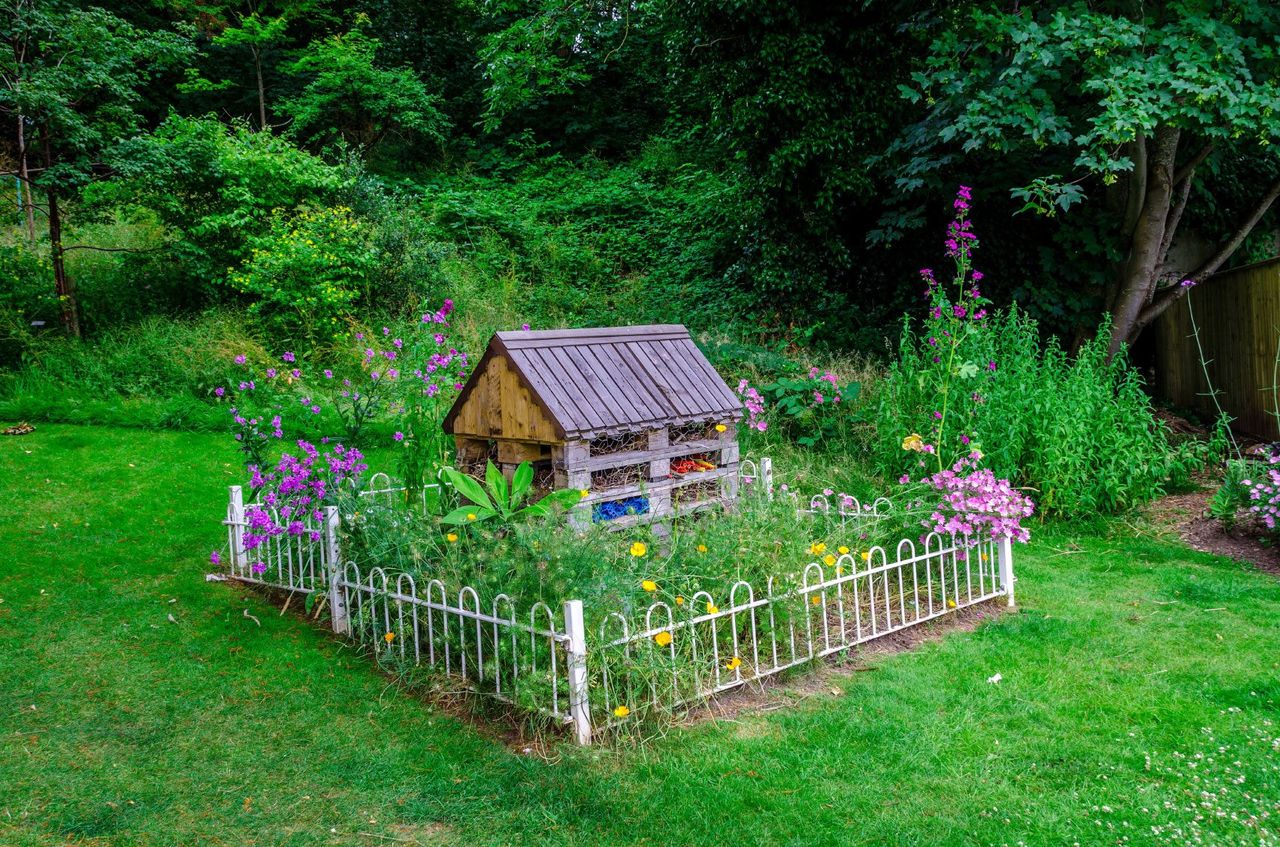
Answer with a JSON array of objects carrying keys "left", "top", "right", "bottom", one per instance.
[
  {"left": 214, "top": 299, "right": 468, "bottom": 479},
  {"left": 735, "top": 379, "right": 767, "bottom": 432},
  {"left": 737, "top": 367, "right": 858, "bottom": 447},
  {"left": 229, "top": 205, "right": 377, "bottom": 346},
  {"left": 877, "top": 186, "right": 1194, "bottom": 517},
  {"left": 1241, "top": 453, "right": 1280, "bottom": 532},
  {"left": 879, "top": 186, "right": 995, "bottom": 472},
  {"left": 242, "top": 440, "right": 368, "bottom": 567},
  {"left": 906, "top": 452, "right": 1034, "bottom": 542}
]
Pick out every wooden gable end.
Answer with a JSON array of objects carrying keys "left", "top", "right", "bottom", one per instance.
[{"left": 446, "top": 353, "right": 561, "bottom": 443}]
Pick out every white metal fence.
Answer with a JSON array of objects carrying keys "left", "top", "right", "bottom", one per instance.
[{"left": 220, "top": 462, "right": 1015, "bottom": 745}]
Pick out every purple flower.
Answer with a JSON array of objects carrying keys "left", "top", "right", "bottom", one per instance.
[
  {"left": 521, "top": 323, "right": 531, "bottom": 331},
  {"left": 234, "top": 354, "right": 247, "bottom": 365},
  {"left": 209, "top": 550, "right": 222, "bottom": 565},
  {"left": 393, "top": 431, "right": 405, "bottom": 442},
  {"left": 282, "top": 352, "right": 295, "bottom": 363},
  {"left": 1180, "top": 278, "right": 1197, "bottom": 288},
  {"left": 214, "top": 387, "right": 225, "bottom": 397},
  {"left": 251, "top": 562, "right": 267, "bottom": 575}
]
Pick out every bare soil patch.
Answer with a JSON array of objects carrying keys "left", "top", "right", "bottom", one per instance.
[{"left": 1147, "top": 487, "right": 1280, "bottom": 578}]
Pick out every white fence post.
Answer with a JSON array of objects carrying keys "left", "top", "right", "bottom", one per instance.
[
  {"left": 997, "top": 536, "right": 1015, "bottom": 608},
  {"left": 324, "top": 505, "right": 349, "bottom": 635},
  {"left": 228, "top": 485, "right": 246, "bottom": 573},
  {"left": 761, "top": 456, "right": 774, "bottom": 500},
  {"left": 563, "top": 599, "right": 592, "bottom": 746}
]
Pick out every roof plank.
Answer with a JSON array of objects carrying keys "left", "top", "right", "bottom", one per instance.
[{"left": 446, "top": 325, "right": 743, "bottom": 439}]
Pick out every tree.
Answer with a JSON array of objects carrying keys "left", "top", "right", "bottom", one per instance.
[
  {"left": 281, "top": 20, "right": 449, "bottom": 154},
  {"left": 174, "top": 1, "right": 325, "bottom": 131},
  {"left": 0, "top": 0, "right": 192, "bottom": 336},
  {"left": 900, "top": 1, "right": 1280, "bottom": 355}
]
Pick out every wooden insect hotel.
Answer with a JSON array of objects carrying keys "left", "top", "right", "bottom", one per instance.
[{"left": 442, "top": 325, "right": 743, "bottom": 527}]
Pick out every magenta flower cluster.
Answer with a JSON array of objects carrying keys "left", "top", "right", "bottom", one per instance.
[
  {"left": 913, "top": 186, "right": 996, "bottom": 466},
  {"left": 905, "top": 452, "right": 1034, "bottom": 542},
  {"left": 808, "top": 367, "right": 843, "bottom": 406},
  {"left": 735, "top": 379, "right": 768, "bottom": 432},
  {"left": 1242, "top": 457, "right": 1280, "bottom": 531},
  {"left": 242, "top": 440, "right": 367, "bottom": 552}
]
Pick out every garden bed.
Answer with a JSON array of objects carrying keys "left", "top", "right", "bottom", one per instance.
[{"left": 219, "top": 462, "right": 1017, "bottom": 744}]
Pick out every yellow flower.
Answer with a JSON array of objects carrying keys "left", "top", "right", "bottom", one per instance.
[
  {"left": 726, "top": 656, "right": 742, "bottom": 671},
  {"left": 981, "top": 553, "right": 989, "bottom": 561},
  {"left": 946, "top": 599, "right": 957, "bottom": 609},
  {"left": 823, "top": 554, "right": 836, "bottom": 566},
  {"left": 383, "top": 631, "right": 395, "bottom": 643},
  {"left": 696, "top": 544, "right": 708, "bottom": 553},
  {"left": 715, "top": 423, "right": 727, "bottom": 433},
  {"left": 811, "top": 595, "right": 820, "bottom": 606},
  {"left": 446, "top": 532, "right": 458, "bottom": 543},
  {"left": 630, "top": 541, "right": 647, "bottom": 557},
  {"left": 642, "top": 579, "right": 658, "bottom": 592},
  {"left": 654, "top": 631, "right": 673, "bottom": 647},
  {"left": 706, "top": 602, "right": 718, "bottom": 614},
  {"left": 675, "top": 596, "right": 685, "bottom": 606},
  {"left": 838, "top": 545, "right": 850, "bottom": 555},
  {"left": 808, "top": 542, "right": 827, "bottom": 555},
  {"left": 902, "top": 433, "right": 925, "bottom": 452},
  {"left": 861, "top": 551, "right": 870, "bottom": 561},
  {"left": 579, "top": 489, "right": 590, "bottom": 498},
  {"left": 613, "top": 705, "right": 630, "bottom": 718},
  {"left": 466, "top": 512, "right": 477, "bottom": 521}
]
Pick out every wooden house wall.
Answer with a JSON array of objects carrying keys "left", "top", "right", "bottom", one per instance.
[{"left": 447, "top": 354, "right": 559, "bottom": 443}]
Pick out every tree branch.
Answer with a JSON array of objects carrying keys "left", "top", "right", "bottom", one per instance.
[
  {"left": 1158, "top": 166, "right": 1194, "bottom": 263},
  {"left": 61, "top": 244, "right": 165, "bottom": 254},
  {"left": 1174, "top": 141, "right": 1214, "bottom": 187},
  {"left": 1138, "top": 173, "right": 1280, "bottom": 328}
]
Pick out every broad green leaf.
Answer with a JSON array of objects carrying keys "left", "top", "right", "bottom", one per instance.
[
  {"left": 511, "top": 461, "right": 534, "bottom": 505},
  {"left": 441, "top": 505, "right": 497, "bottom": 526},
  {"left": 485, "top": 460, "right": 510, "bottom": 511},
  {"left": 442, "top": 468, "right": 494, "bottom": 511}
]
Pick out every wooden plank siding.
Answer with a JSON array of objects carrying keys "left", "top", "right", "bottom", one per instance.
[
  {"left": 1154, "top": 257, "right": 1280, "bottom": 439},
  {"left": 447, "top": 354, "right": 560, "bottom": 443}
]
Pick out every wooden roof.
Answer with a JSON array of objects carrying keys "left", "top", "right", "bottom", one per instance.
[{"left": 443, "top": 325, "right": 743, "bottom": 440}]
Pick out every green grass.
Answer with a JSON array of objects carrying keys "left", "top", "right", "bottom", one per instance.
[{"left": 2, "top": 424, "right": 1278, "bottom": 846}]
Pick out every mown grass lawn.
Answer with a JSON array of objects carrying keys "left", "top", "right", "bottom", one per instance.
[{"left": 2, "top": 424, "right": 1278, "bottom": 847}]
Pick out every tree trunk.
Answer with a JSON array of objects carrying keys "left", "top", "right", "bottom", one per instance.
[
  {"left": 16, "top": 115, "right": 34, "bottom": 240},
  {"left": 1107, "top": 125, "right": 1180, "bottom": 358},
  {"left": 46, "top": 188, "right": 80, "bottom": 338},
  {"left": 253, "top": 45, "right": 267, "bottom": 131}
]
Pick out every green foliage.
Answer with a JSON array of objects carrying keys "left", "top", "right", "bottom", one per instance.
[
  {"left": 105, "top": 114, "right": 348, "bottom": 297},
  {"left": 0, "top": 4, "right": 193, "bottom": 193},
  {"left": 229, "top": 205, "right": 375, "bottom": 345},
  {"left": 440, "top": 461, "right": 580, "bottom": 529},
  {"left": 755, "top": 371, "right": 860, "bottom": 449},
  {"left": 878, "top": 309, "right": 1193, "bottom": 516},
  {"left": 1210, "top": 457, "right": 1260, "bottom": 529},
  {"left": 904, "top": 2, "right": 1280, "bottom": 204},
  {"left": 282, "top": 22, "right": 449, "bottom": 153}
]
